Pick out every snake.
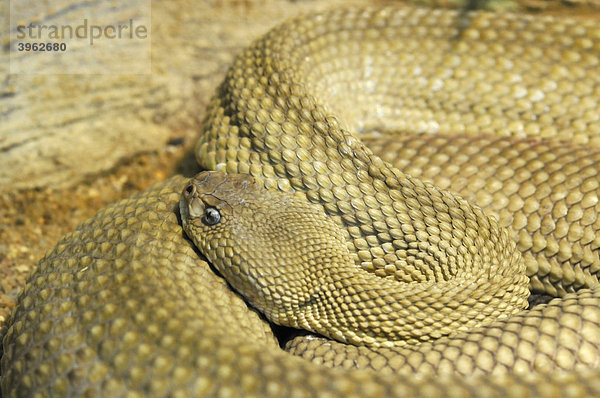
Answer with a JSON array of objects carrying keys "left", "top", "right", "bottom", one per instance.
[{"left": 3, "top": 4, "right": 600, "bottom": 397}]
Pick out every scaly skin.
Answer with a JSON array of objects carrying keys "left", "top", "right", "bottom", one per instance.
[
  {"left": 180, "top": 171, "right": 529, "bottom": 349},
  {"left": 180, "top": 171, "right": 599, "bottom": 379},
  {"left": 3, "top": 5, "right": 600, "bottom": 398}
]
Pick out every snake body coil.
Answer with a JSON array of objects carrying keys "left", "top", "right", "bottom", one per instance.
[
  {"left": 3, "top": 5, "right": 600, "bottom": 397},
  {"left": 180, "top": 171, "right": 529, "bottom": 350}
]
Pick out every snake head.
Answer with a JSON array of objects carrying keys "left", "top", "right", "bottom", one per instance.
[
  {"left": 180, "top": 171, "right": 261, "bottom": 257},
  {"left": 179, "top": 171, "right": 351, "bottom": 330},
  {"left": 180, "top": 171, "right": 254, "bottom": 229}
]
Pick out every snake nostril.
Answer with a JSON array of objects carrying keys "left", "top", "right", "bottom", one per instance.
[{"left": 184, "top": 184, "right": 195, "bottom": 198}]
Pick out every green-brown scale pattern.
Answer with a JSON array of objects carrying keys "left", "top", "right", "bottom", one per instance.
[
  {"left": 179, "top": 172, "right": 527, "bottom": 348},
  {"left": 3, "top": 5, "right": 600, "bottom": 398},
  {"left": 366, "top": 133, "right": 600, "bottom": 296}
]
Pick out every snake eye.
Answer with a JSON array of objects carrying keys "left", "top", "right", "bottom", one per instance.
[{"left": 203, "top": 207, "right": 221, "bottom": 226}]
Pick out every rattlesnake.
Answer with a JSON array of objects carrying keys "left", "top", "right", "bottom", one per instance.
[{"left": 3, "top": 5, "right": 600, "bottom": 397}]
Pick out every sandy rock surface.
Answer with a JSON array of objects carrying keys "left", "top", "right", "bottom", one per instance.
[{"left": 1, "top": 0, "right": 373, "bottom": 191}]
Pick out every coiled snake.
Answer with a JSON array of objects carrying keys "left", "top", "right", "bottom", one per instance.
[{"left": 3, "top": 5, "right": 600, "bottom": 397}]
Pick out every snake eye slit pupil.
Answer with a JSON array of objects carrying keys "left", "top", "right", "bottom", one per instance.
[{"left": 203, "top": 207, "right": 221, "bottom": 226}]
